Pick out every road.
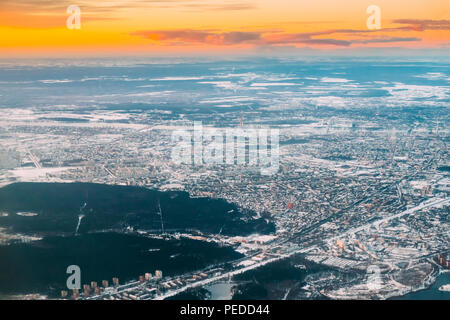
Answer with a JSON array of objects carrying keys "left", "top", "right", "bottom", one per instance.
[{"left": 27, "top": 149, "right": 42, "bottom": 169}]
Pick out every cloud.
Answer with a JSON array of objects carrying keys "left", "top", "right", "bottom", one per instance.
[
  {"left": 132, "top": 28, "right": 421, "bottom": 47},
  {"left": 132, "top": 29, "right": 354, "bottom": 47},
  {"left": 354, "top": 37, "right": 421, "bottom": 44},
  {"left": 392, "top": 19, "right": 450, "bottom": 31},
  {"left": 262, "top": 32, "right": 352, "bottom": 46},
  {"left": 176, "top": 2, "right": 256, "bottom": 11},
  {"left": 0, "top": 0, "right": 256, "bottom": 28},
  {"left": 263, "top": 30, "right": 420, "bottom": 47},
  {"left": 0, "top": 0, "right": 127, "bottom": 28},
  {"left": 300, "top": 39, "right": 352, "bottom": 46},
  {"left": 0, "top": 0, "right": 256, "bottom": 13},
  {"left": 132, "top": 30, "right": 261, "bottom": 45}
]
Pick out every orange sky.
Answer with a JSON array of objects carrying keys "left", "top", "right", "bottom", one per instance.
[{"left": 0, "top": 0, "right": 449, "bottom": 56}]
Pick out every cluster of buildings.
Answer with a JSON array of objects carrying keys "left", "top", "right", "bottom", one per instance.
[
  {"left": 437, "top": 253, "right": 450, "bottom": 269},
  {"left": 0, "top": 104, "right": 448, "bottom": 299}
]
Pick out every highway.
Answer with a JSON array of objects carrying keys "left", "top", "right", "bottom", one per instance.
[
  {"left": 327, "top": 196, "right": 450, "bottom": 242},
  {"left": 27, "top": 149, "right": 42, "bottom": 169}
]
